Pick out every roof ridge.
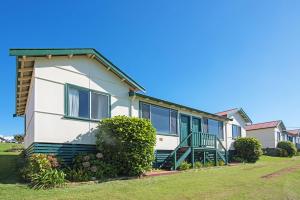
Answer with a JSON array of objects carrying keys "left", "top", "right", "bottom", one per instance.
[
  {"left": 215, "top": 108, "right": 239, "bottom": 114},
  {"left": 247, "top": 120, "right": 281, "bottom": 126}
]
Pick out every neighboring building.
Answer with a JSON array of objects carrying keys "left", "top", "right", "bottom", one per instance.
[
  {"left": 216, "top": 108, "right": 252, "bottom": 149},
  {"left": 245, "top": 120, "right": 287, "bottom": 148},
  {"left": 10, "top": 48, "right": 230, "bottom": 169},
  {"left": 287, "top": 129, "right": 300, "bottom": 149},
  {"left": 0, "top": 137, "right": 7, "bottom": 143}
]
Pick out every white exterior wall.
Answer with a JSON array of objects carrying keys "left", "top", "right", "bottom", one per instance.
[
  {"left": 24, "top": 75, "right": 35, "bottom": 148},
  {"left": 24, "top": 55, "right": 228, "bottom": 151},
  {"left": 226, "top": 112, "right": 248, "bottom": 150},
  {"left": 246, "top": 128, "right": 276, "bottom": 148},
  {"left": 29, "top": 56, "right": 132, "bottom": 146}
]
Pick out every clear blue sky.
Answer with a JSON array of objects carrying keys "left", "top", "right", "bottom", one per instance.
[{"left": 1, "top": 0, "right": 300, "bottom": 136}]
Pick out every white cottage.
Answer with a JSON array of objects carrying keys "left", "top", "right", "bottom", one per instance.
[
  {"left": 246, "top": 120, "right": 287, "bottom": 148},
  {"left": 287, "top": 129, "right": 300, "bottom": 149},
  {"left": 11, "top": 48, "right": 230, "bottom": 169},
  {"left": 216, "top": 108, "right": 252, "bottom": 149}
]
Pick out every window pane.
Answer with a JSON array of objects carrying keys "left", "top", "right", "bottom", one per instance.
[
  {"left": 151, "top": 105, "right": 170, "bottom": 133},
  {"left": 218, "top": 121, "right": 224, "bottom": 139},
  {"left": 232, "top": 125, "right": 241, "bottom": 139},
  {"left": 170, "top": 110, "right": 178, "bottom": 134},
  {"left": 141, "top": 103, "right": 150, "bottom": 119},
  {"left": 68, "top": 87, "right": 89, "bottom": 118},
  {"left": 91, "top": 92, "right": 109, "bottom": 120},
  {"left": 208, "top": 119, "right": 219, "bottom": 136},
  {"left": 202, "top": 118, "right": 208, "bottom": 133},
  {"left": 78, "top": 89, "right": 89, "bottom": 118}
]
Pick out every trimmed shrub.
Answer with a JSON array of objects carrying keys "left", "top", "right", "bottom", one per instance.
[
  {"left": 96, "top": 116, "right": 156, "bottom": 176},
  {"left": 264, "top": 147, "right": 289, "bottom": 157},
  {"left": 277, "top": 141, "right": 297, "bottom": 157},
  {"left": 233, "top": 137, "right": 262, "bottom": 163},
  {"left": 178, "top": 161, "right": 191, "bottom": 170},
  {"left": 20, "top": 154, "right": 65, "bottom": 189}
]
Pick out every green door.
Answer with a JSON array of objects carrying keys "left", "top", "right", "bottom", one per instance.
[
  {"left": 192, "top": 118, "right": 202, "bottom": 146},
  {"left": 192, "top": 118, "right": 201, "bottom": 133},
  {"left": 180, "top": 115, "right": 190, "bottom": 146}
]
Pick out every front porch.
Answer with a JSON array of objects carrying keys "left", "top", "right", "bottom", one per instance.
[{"left": 154, "top": 131, "right": 228, "bottom": 170}]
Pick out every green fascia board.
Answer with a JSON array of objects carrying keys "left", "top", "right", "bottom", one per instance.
[
  {"left": 9, "top": 48, "right": 145, "bottom": 92},
  {"left": 237, "top": 108, "right": 252, "bottom": 124},
  {"left": 129, "top": 91, "right": 231, "bottom": 121}
]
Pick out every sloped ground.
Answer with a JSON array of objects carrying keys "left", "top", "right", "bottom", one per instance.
[{"left": 1, "top": 143, "right": 300, "bottom": 200}]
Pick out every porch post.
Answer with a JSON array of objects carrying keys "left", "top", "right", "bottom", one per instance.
[{"left": 192, "top": 148, "right": 195, "bottom": 168}]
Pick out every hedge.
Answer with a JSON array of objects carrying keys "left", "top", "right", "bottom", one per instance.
[{"left": 96, "top": 116, "right": 156, "bottom": 176}]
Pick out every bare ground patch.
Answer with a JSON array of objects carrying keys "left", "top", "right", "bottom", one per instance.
[{"left": 261, "top": 164, "right": 300, "bottom": 179}]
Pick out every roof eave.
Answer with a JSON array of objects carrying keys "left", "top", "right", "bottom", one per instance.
[{"left": 9, "top": 48, "right": 146, "bottom": 93}]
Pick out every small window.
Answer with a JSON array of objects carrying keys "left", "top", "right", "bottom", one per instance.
[
  {"left": 232, "top": 125, "right": 241, "bottom": 139},
  {"left": 66, "top": 84, "right": 110, "bottom": 120}
]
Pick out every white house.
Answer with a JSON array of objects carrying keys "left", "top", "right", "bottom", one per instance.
[
  {"left": 287, "top": 129, "right": 300, "bottom": 149},
  {"left": 216, "top": 108, "right": 252, "bottom": 149},
  {"left": 246, "top": 120, "right": 287, "bottom": 148},
  {"left": 11, "top": 48, "right": 231, "bottom": 169}
]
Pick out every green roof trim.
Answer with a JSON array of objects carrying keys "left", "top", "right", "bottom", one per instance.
[
  {"left": 237, "top": 108, "right": 252, "bottom": 124},
  {"left": 129, "top": 92, "right": 231, "bottom": 121},
  {"left": 9, "top": 48, "right": 145, "bottom": 92}
]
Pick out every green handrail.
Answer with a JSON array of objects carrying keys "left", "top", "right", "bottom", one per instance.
[{"left": 160, "top": 131, "right": 228, "bottom": 169}]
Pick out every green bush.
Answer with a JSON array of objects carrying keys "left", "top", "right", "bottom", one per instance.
[
  {"left": 276, "top": 148, "right": 288, "bottom": 157},
  {"left": 178, "top": 161, "right": 191, "bottom": 170},
  {"left": 96, "top": 116, "right": 156, "bottom": 176},
  {"left": 30, "top": 169, "right": 65, "bottom": 189},
  {"left": 67, "top": 152, "right": 118, "bottom": 181},
  {"left": 64, "top": 168, "right": 90, "bottom": 182},
  {"left": 233, "top": 137, "right": 262, "bottom": 163},
  {"left": 194, "top": 161, "right": 203, "bottom": 169},
  {"left": 218, "top": 160, "right": 225, "bottom": 166},
  {"left": 203, "top": 161, "right": 214, "bottom": 167},
  {"left": 20, "top": 154, "right": 65, "bottom": 189},
  {"left": 277, "top": 141, "right": 297, "bottom": 157}
]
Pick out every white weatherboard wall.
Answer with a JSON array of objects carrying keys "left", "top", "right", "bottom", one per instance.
[
  {"left": 24, "top": 75, "right": 35, "bottom": 148},
  {"left": 246, "top": 128, "right": 276, "bottom": 148},
  {"left": 24, "top": 56, "right": 228, "bottom": 151},
  {"left": 226, "top": 112, "right": 247, "bottom": 150},
  {"left": 28, "top": 56, "right": 132, "bottom": 147}
]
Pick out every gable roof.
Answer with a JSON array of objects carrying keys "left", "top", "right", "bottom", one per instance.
[
  {"left": 10, "top": 48, "right": 145, "bottom": 92},
  {"left": 216, "top": 108, "right": 252, "bottom": 123},
  {"left": 10, "top": 48, "right": 145, "bottom": 116},
  {"left": 287, "top": 129, "right": 300, "bottom": 136},
  {"left": 129, "top": 92, "right": 231, "bottom": 122},
  {"left": 245, "top": 120, "right": 286, "bottom": 131}
]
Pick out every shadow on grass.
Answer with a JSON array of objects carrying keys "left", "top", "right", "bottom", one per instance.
[{"left": 0, "top": 154, "right": 23, "bottom": 184}]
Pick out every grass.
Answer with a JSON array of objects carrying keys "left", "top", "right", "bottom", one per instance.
[{"left": 1, "top": 144, "right": 300, "bottom": 200}]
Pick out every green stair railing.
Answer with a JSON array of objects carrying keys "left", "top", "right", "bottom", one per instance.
[{"left": 160, "top": 131, "right": 228, "bottom": 170}]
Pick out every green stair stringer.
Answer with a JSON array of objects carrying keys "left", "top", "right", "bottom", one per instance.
[{"left": 172, "top": 147, "right": 191, "bottom": 170}]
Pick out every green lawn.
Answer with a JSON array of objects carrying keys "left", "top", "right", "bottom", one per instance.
[{"left": 1, "top": 144, "right": 300, "bottom": 200}]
